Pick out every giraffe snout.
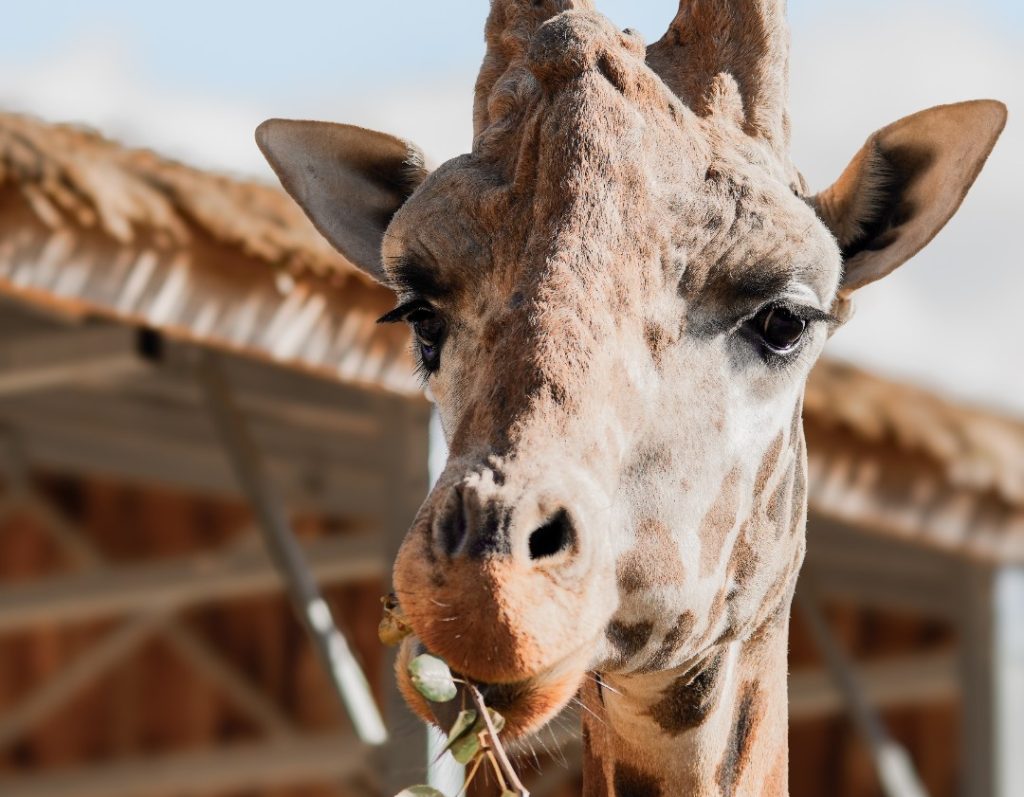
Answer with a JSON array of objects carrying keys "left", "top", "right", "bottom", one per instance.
[
  {"left": 431, "top": 477, "right": 577, "bottom": 566},
  {"left": 392, "top": 461, "right": 616, "bottom": 685}
]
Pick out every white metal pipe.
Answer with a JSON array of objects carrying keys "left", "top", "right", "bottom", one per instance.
[
  {"left": 797, "top": 574, "right": 930, "bottom": 797},
  {"left": 199, "top": 352, "right": 387, "bottom": 745}
]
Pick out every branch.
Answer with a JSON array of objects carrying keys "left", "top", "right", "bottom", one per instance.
[{"left": 467, "top": 684, "right": 528, "bottom": 797}]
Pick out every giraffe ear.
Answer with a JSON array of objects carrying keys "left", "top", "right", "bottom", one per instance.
[
  {"left": 256, "top": 119, "right": 428, "bottom": 283},
  {"left": 812, "top": 100, "right": 1006, "bottom": 295}
]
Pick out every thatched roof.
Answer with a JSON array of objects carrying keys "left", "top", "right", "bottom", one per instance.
[
  {"left": 805, "top": 360, "right": 1024, "bottom": 562},
  {"left": 0, "top": 112, "right": 413, "bottom": 393},
  {"left": 0, "top": 113, "right": 355, "bottom": 282},
  {"left": 0, "top": 111, "right": 1021, "bottom": 562}
]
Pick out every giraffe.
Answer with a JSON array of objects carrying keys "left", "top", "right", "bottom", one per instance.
[{"left": 256, "top": 1, "right": 1005, "bottom": 794}]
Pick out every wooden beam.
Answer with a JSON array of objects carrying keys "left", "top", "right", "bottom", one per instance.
[
  {"left": 0, "top": 532, "right": 385, "bottom": 635},
  {"left": 0, "top": 328, "right": 415, "bottom": 517},
  {"left": 790, "top": 651, "right": 956, "bottom": 721},
  {"left": 2, "top": 411, "right": 386, "bottom": 516},
  {"left": 0, "top": 612, "right": 166, "bottom": 749},
  {"left": 0, "top": 733, "right": 364, "bottom": 797},
  {"left": 806, "top": 513, "right": 963, "bottom": 619},
  {"left": 138, "top": 343, "right": 385, "bottom": 438},
  {"left": 958, "top": 565, "right": 1024, "bottom": 797},
  {"left": 996, "top": 568, "right": 1024, "bottom": 797},
  {"left": 0, "top": 326, "right": 148, "bottom": 396},
  {"left": 161, "top": 622, "right": 297, "bottom": 738}
]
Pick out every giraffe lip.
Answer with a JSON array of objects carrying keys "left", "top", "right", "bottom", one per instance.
[
  {"left": 401, "top": 635, "right": 593, "bottom": 739},
  {"left": 428, "top": 675, "right": 528, "bottom": 731},
  {"left": 409, "top": 638, "right": 531, "bottom": 708},
  {"left": 405, "top": 638, "right": 535, "bottom": 731}
]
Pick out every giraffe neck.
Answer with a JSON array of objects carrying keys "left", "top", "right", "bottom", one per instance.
[{"left": 581, "top": 610, "right": 791, "bottom": 797}]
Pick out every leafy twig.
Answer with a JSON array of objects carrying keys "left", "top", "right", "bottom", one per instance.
[{"left": 468, "top": 684, "right": 529, "bottom": 797}]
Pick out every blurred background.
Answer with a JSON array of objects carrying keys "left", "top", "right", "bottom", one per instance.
[{"left": 0, "top": 2, "right": 1020, "bottom": 797}]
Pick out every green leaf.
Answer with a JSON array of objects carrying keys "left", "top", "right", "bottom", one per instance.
[
  {"left": 485, "top": 707, "right": 506, "bottom": 735},
  {"left": 408, "top": 654, "right": 457, "bottom": 703},
  {"left": 442, "top": 709, "right": 477, "bottom": 751},
  {"left": 394, "top": 786, "right": 447, "bottom": 797},
  {"left": 449, "top": 730, "right": 481, "bottom": 764},
  {"left": 448, "top": 705, "right": 508, "bottom": 764}
]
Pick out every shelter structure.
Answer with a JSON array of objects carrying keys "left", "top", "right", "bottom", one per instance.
[{"left": 0, "top": 113, "right": 1020, "bottom": 797}]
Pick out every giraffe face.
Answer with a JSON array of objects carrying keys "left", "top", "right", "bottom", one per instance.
[
  {"left": 385, "top": 10, "right": 841, "bottom": 737},
  {"left": 258, "top": 0, "right": 1003, "bottom": 754}
]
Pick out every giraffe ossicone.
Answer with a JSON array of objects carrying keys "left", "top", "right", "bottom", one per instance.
[{"left": 257, "top": 2, "right": 1005, "bottom": 794}]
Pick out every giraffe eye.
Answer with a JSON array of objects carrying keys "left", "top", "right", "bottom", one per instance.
[
  {"left": 409, "top": 309, "right": 446, "bottom": 373},
  {"left": 751, "top": 305, "right": 806, "bottom": 354}
]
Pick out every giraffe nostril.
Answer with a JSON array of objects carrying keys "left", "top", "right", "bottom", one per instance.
[
  {"left": 528, "top": 509, "right": 574, "bottom": 560},
  {"left": 438, "top": 486, "right": 468, "bottom": 557}
]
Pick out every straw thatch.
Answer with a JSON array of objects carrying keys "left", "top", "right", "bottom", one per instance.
[
  {"left": 0, "top": 112, "right": 413, "bottom": 393},
  {"left": 0, "top": 113, "right": 355, "bottom": 282},
  {"left": 806, "top": 360, "right": 1024, "bottom": 562}
]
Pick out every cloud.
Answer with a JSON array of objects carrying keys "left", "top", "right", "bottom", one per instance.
[
  {"left": 0, "top": 33, "right": 479, "bottom": 178},
  {"left": 789, "top": 3, "right": 1023, "bottom": 414},
  {"left": 0, "top": 35, "right": 270, "bottom": 176}
]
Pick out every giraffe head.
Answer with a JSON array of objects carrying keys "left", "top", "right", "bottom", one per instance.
[{"left": 258, "top": 1, "right": 1004, "bottom": 739}]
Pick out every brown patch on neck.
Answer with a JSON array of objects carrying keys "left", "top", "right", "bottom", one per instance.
[
  {"left": 582, "top": 724, "right": 611, "bottom": 797},
  {"left": 647, "top": 649, "right": 726, "bottom": 734},
  {"left": 643, "top": 610, "right": 696, "bottom": 672},
  {"left": 607, "top": 620, "right": 655, "bottom": 662},
  {"left": 762, "top": 467, "right": 794, "bottom": 536},
  {"left": 716, "top": 680, "right": 765, "bottom": 796},
  {"left": 728, "top": 521, "right": 758, "bottom": 589},
  {"left": 784, "top": 431, "right": 807, "bottom": 541},
  {"left": 612, "top": 761, "right": 663, "bottom": 797},
  {"left": 754, "top": 431, "right": 785, "bottom": 492},
  {"left": 617, "top": 518, "right": 685, "bottom": 594},
  {"left": 698, "top": 465, "right": 743, "bottom": 577}
]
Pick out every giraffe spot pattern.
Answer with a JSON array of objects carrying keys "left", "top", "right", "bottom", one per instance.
[
  {"left": 762, "top": 468, "right": 794, "bottom": 537},
  {"left": 716, "top": 680, "right": 764, "bottom": 796},
  {"left": 698, "top": 465, "right": 744, "bottom": 577},
  {"left": 613, "top": 761, "right": 662, "bottom": 797},
  {"left": 616, "top": 518, "right": 684, "bottom": 594},
  {"left": 616, "top": 556, "right": 646, "bottom": 594},
  {"left": 606, "top": 620, "right": 655, "bottom": 661},
  {"left": 754, "top": 431, "right": 785, "bottom": 493},
  {"left": 647, "top": 650, "right": 725, "bottom": 734},
  {"left": 784, "top": 432, "right": 807, "bottom": 540},
  {"left": 582, "top": 725, "right": 611, "bottom": 797},
  {"left": 643, "top": 320, "right": 670, "bottom": 364},
  {"left": 643, "top": 611, "right": 695, "bottom": 671},
  {"left": 728, "top": 523, "right": 758, "bottom": 589}
]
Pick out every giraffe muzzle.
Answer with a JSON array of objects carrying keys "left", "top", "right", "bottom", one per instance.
[{"left": 392, "top": 461, "right": 617, "bottom": 701}]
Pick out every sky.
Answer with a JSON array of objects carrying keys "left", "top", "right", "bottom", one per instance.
[{"left": 0, "top": 1, "right": 1020, "bottom": 415}]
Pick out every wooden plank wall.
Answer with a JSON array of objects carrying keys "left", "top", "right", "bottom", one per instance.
[
  {"left": 789, "top": 603, "right": 959, "bottom": 797},
  {"left": 0, "top": 473, "right": 385, "bottom": 797}
]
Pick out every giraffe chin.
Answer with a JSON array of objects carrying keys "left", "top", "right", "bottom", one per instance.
[{"left": 395, "top": 637, "right": 589, "bottom": 740}]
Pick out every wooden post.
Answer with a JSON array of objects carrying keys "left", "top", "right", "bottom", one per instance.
[
  {"left": 376, "top": 393, "right": 432, "bottom": 793},
  {"left": 959, "top": 565, "right": 1024, "bottom": 797}
]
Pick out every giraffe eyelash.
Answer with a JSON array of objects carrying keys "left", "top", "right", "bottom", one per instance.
[{"left": 377, "top": 298, "right": 433, "bottom": 324}]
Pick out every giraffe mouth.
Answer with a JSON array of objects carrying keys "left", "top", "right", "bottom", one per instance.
[{"left": 395, "top": 636, "right": 590, "bottom": 740}]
